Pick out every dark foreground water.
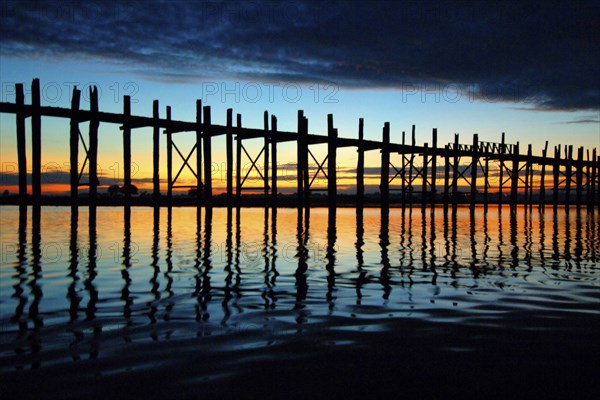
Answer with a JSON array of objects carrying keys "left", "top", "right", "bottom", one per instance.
[{"left": 1, "top": 205, "right": 598, "bottom": 399}]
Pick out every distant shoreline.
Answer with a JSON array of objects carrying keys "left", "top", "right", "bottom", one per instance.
[{"left": 0, "top": 194, "right": 595, "bottom": 208}]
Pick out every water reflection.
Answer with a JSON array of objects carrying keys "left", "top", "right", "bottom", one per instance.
[
  {"left": 575, "top": 209, "right": 583, "bottom": 268},
  {"left": 429, "top": 208, "right": 437, "bottom": 282},
  {"left": 192, "top": 207, "right": 201, "bottom": 324},
  {"left": 264, "top": 209, "right": 278, "bottom": 309},
  {"left": 222, "top": 207, "right": 234, "bottom": 322},
  {"left": 67, "top": 207, "right": 82, "bottom": 362},
  {"left": 122, "top": 206, "right": 132, "bottom": 328},
  {"left": 294, "top": 207, "right": 309, "bottom": 324},
  {"left": 326, "top": 207, "right": 336, "bottom": 310},
  {"left": 12, "top": 206, "right": 28, "bottom": 332},
  {"left": 469, "top": 208, "right": 480, "bottom": 277},
  {"left": 86, "top": 205, "right": 100, "bottom": 360},
  {"left": 380, "top": 209, "right": 391, "bottom": 301},
  {"left": 355, "top": 209, "right": 366, "bottom": 304},
  {"left": 0, "top": 205, "right": 598, "bottom": 370},
  {"left": 481, "top": 210, "right": 490, "bottom": 270},
  {"left": 68, "top": 207, "right": 80, "bottom": 324},
  {"left": 510, "top": 209, "right": 519, "bottom": 269},
  {"left": 199, "top": 208, "right": 212, "bottom": 322},
  {"left": 564, "top": 209, "right": 572, "bottom": 268},
  {"left": 223, "top": 206, "right": 241, "bottom": 318},
  {"left": 586, "top": 212, "right": 598, "bottom": 263},
  {"left": 233, "top": 207, "right": 242, "bottom": 312},
  {"left": 149, "top": 206, "right": 160, "bottom": 325}
]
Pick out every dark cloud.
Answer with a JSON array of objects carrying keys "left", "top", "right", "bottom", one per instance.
[
  {"left": 560, "top": 118, "right": 600, "bottom": 124},
  {"left": 0, "top": 170, "right": 164, "bottom": 187},
  {"left": 1, "top": 0, "right": 598, "bottom": 110}
]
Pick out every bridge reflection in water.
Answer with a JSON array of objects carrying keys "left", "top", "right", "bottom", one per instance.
[{"left": 0, "top": 205, "right": 598, "bottom": 398}]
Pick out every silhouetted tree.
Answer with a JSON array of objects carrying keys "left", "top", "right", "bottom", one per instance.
[
  {"left": 108, "top": 185, "right": 120, "bottom": 196},
  {"left": 121, "top": 184, "right": 138, "bottom": 195}
]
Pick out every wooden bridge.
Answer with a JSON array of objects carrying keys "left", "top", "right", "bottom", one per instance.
[{"left": 1, "top": 79, "right": 598, "bottom": 209}]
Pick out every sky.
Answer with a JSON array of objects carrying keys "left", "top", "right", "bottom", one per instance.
[{"left": 0, "top": 0, "right": 599, "bottom": 194}]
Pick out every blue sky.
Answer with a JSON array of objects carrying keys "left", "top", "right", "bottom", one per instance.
[{"left": 1, "top": 1, "right": 598, "bottom": 192}]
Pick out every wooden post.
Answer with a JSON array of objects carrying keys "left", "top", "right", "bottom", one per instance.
[
  {"left": 166, "top": 106, "right": 173, "bottom": 204},
  {"left": 431, "top": 128, "right": 437, "bottom": 206},
  {"left": 328, "top": 114, "right": 337, "bottom": 207},
  {"left": 357, "top": 118, "right": 364, "bottom": 209},
  {"left": 523, "top": 147, "right": 529, "bottom": 204},
  {"left": 422, "top": 142, "right": 428, "bottom": 205},
  {"left": 196, "top": 100, "right": 203, "bottom": 205},
  {"left": 31, "top": 79, "right": 41, "bottom": 204},
  {"left": 585, "top": 149, "right": 591, "bottom": 207},
  {"left": 89, "top": 86, "right": 99, "bottom": 205},
  {"left": 529, "top": 147, "right": 535, "bottom": 206},
  {"left": 302, "top": 116, "right": 310, "bottom": 207},
  {"left": 409, "top": 125, "right": 416, "bottom": 206},
  {"left": 565, "top": 145, "right": 573, "bottom": 207},
  {"left": 297, "top": 110, "right": 304, "bottom": 206},
  {"left": 539, "top": 141, "right": 548, "bottom": 207},
  {"left": 15, "top": 84, "right": 27, "bottom": 204},
  {"left": 401, "top": 131, "right": 406, "bottom": 207},
  {"left": 470, "top": 134, "right": 479, "bottom": 206},
  {"left": 525, "top": 144, "right": 532, "bottom": 206},
  {"left": 592, "top": 149, "right": 600, "bottom": 205},
  {"left": 591, "top": 149, "right": 597, "bottom": 209},
  {"left": 380, "top": 122, "right": 390, "bottom": 209},
  {"left": 271, "top": 115, "right": 278, "bottom": 207},
  {"left": 576, "top": 146, "right": 584, "bottom": 206},
  {"left": 153, "top": 100, "right": 160, "bottom": 200},
  {"left": 226, "top": 108, "right": 233, "bottom": 206},
  {"left": 597, "top": 154, "right": 600, "bottom": 207},
  {"left": 553, "top": 145, "right": 560, "bottom": 205},
  {"left": 483, "top": 155, "right": 489, "bottom": 208},
  {"left": 498, "top": 132, "right": 505, "bottom": 204},
  {"left": 597, "top": 153, "right": 600, "bottom": 207},
  {"left": 123, "top": 96, "right": 131, "bottom": 206},
  {"left": 69, "top": 87, "right": 81, "bottom": 207},
  {"left": 264, "top": 111, "right": 270, "bottom": 205},
  {"left": 452, "top": 134, "right": 459, "bottom": 204},
  {"left": 443, "top": 145, "right": 450, "bottom": 206},
  {"left": 203, "top": 106, "right": 212, "bottom": 206},
  {"left": 510, "top": 142, "right": 519, "bottom": 205},
  {"left": 236, "top": 114, "right": 242, "bottom": 205}
]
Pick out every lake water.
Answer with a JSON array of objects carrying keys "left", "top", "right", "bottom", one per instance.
[{"left": 1, "top": 205, "right": 598, "bottom": 399}]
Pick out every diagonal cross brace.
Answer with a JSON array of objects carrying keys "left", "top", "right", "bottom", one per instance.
[
  {"left": 388, "top": 161, "right": 403, "bottom": 184},
  {"left": 77, "top": 126, "right": 90, "bottom": 185},
  {"left": 172, "top": 141, "right": 198, "bottom": 186},
  {"left": 241, "top": 144, "right": 266, "bottom": 187},
  {"left": 307, "top": 148, "right": 328, "bottom": 189}
]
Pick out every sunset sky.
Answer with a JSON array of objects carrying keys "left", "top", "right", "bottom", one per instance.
[{"left": 1, "top": 0, "right": 598, "bottom": 194}]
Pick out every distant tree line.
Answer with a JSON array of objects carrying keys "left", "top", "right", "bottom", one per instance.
[{"left": 107, "top": 184, "right": 138, "bottom": 196}]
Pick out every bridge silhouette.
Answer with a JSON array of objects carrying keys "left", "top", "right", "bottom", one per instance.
[{"left": 1, "top": 79, "right": 598, "bottom": 210}]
